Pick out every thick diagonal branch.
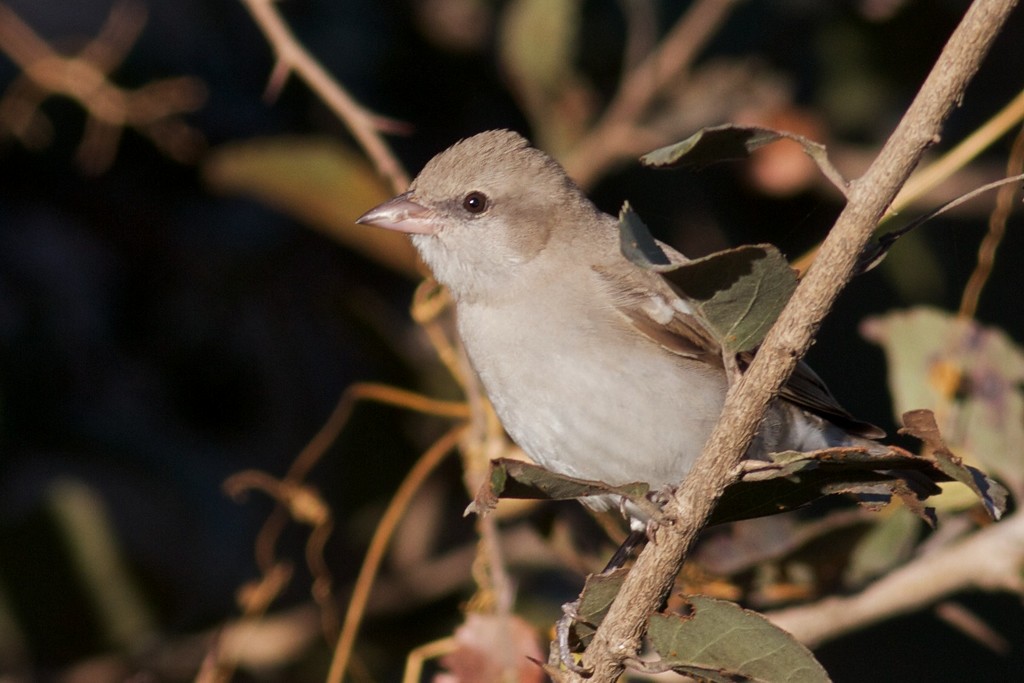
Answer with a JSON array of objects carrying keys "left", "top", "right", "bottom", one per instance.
[{"left": 573, "top": 1, "right": 1021, "bottom": 680}]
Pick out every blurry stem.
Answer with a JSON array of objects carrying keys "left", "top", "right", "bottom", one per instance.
[
  {"left": 564, "top": 0, "right": 739, "bottom": 187},
  {"left": 768, "top": 511, "right": 1024, "bottom": 648},
  {"left": 402, "top": 636, "right": 459, "bottom": 683},
  {"left": 411, "top": 280, "right": 467, "bottom": 387},
  {"left": 239, "top": 0, "right": 411, "bottom": 192},
  {"left": 794, "top": 87, "right": 1024, "bottom": 274},
  {"left": 958, "top": 122, "right": 1024, "bottom": 318},
  {"left": 0, "top": 1, "right": 205, "bottom": 172},
  {"left": 893, "top": 87, "right": 1024, "bottom": 216},
  {"left": 574, "top": 2, "right": 1019, "bottom": 680},
  {"left": 618, "top": 0, "right": 658, "bottom": 73},
  {"left": 327, "top": 424, "right": 466, "bottom": 683},
  {"left": 254, "top": 383, "right": 469, "bottom": 573}
]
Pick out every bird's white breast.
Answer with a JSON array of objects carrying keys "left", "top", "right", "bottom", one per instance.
[{"left": 455, "top": 282, "right": 728, "bottom": 491}]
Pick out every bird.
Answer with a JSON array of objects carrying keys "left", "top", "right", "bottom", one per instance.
[{"left": 357, "top": 129, "right": 884, "bottom": 523}]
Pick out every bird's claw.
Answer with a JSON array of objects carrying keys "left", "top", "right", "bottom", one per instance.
[{"left": 554, "top": 600, "right": 594, "bottom": 675}]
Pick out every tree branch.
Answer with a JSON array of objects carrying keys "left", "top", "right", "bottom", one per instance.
[
  {"left": 239, "top": 0, "right": 410, "bottom": 193},
  {"left": 563, "top": 0, "right": 740, "bottom": 188},
  {"left": 572, "top": 1, "right": 1021, "bottom": 680},
  {"left": 767, "top": 511, "right": 1024, "bottom": 649}
]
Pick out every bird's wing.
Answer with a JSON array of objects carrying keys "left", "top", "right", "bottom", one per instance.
[
  {"left": 595, "top": 242, "right": 884, "bottom": 439},
  {"left": 774, "top": 359, "right": 886, "bottom": 438},
  {"left": 593, "top": 258, "right": 723, "bottom": 365}
]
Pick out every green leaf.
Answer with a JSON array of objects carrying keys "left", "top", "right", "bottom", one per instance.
[
  {"left": 466, "top": 458, "right": 655, "bottom": 518},
  {"left": 640, "top": 124, "right": 845, "bottom": 195},
  {"left": 648, "top": 596, "right": 830, "bottom": 682},
  {"left": 641, "top": 125, "right": 791, "bottom": 167},
  {"left": 617, "top": 204, "right": 797, "bottom": 353},
  {"left": 862, "top": 307, "right": 1024, "bottom": 498},
  {"left": 203, "top": 136, "right": 420, "bottom": 276},
  {"left": 571, "top": 568, "right": 628, "bottom": 642},
  {"left": 665, "top": 245, "right": 797, "bottom": 353},
  {"left": 618, "top": 201, "right": 671, "bottom": 267},
  {"left": 638, "top": 125, "right": 847, "bottom": 196}
]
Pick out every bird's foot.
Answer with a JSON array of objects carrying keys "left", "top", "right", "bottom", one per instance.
[{"left": 554, "top": 600, "right": 594, "bottom": 675}]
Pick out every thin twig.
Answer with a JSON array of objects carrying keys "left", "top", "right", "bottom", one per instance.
[
  {"left": 895, "top": 87, "right": 1024, "bottom": 215},
  {"left": 570, "top": 2, "right": 1020, "bottom": 680},
  {"left": 253, "top": 382, "right": 468, "bottom": 573},
  {"left": 959, "top": 123, "right": 1024, "bottom": 318},
  {"left": 238, "top": 0, "right": 410, "bottom": 192},
  {"left": 563, "top": 0, "right": 740, "bottom": 187},
  {"left": 768, "top": 511, "right": 1024, "bottom": 648},
  {"left": 794, "top": 87, "right": 1024, "bottom": 274},
  {"left": 327, "top": 424, "right": 466, "bottom": 683}
]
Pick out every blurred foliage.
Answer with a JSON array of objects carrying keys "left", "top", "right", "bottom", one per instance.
[{"left": 0, "top": 0, "right": 1023, "bottom": 682}]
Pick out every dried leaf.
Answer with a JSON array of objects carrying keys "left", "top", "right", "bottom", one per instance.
[
  {"left": 900, "top": 409, "right": 1007, "bottom": 520},
  {"left": 714, "top": 445, "right": 943, "bottom": 525},
  {"left": 648, "top": 596, "right": 830, "bottom": 682}
]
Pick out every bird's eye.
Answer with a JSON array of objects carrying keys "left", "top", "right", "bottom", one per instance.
[{"left": 462, "top": 191, "right": 488, "bottom": 214}]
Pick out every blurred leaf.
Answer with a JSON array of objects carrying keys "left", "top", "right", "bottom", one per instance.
[
  {"left": 203, "top": 136, "right": 420, "bottom": 276},
  {"left": 47, "top": 479, "right": 156, "bottom": 651},
  {"left": 843, "top": 507, "right": 920, "bottom": 587},
  {"left": 438, "top": 613, "right": 545, "bottom": 683},
  {"left": 648, "top": 596, "right": 830, "bottom": 682},
  {"left": 862, "top": 307, "right": 1024, "bottom": 497},
  {"left": 695, "top": 511, "right": 870, "bottom": 577},
  {"left": 618, "top": 204, "right": 797, "bottom": 353},
  {"left": 499, "top": 0, "right": 579, "bottom": 98},
  {"left": 640, "top": 124, "right": 845, "bottom": 195},
  {"left": 498, "top": 0, "right": 588, "bottom": 154}
]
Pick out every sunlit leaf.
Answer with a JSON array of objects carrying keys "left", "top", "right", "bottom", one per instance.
[{"left": 862, "top": 307, "right": 1024, "bottom": 497}]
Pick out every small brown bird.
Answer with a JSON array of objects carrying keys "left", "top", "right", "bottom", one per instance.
[{"left": 358, "top": 130, "right": 882, "bottom": 519}]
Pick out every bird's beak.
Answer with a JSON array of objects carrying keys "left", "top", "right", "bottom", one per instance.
[{"left": 356, "top": 192, "right": 437, "bottom": 235}]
